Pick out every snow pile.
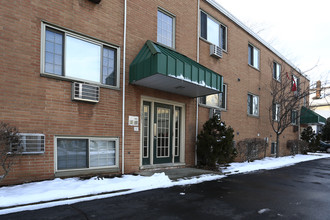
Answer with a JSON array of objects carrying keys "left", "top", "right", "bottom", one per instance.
[
  {"left": 223, "top": 153, "right": 330, "bottom": 175},
  {"left": 0, "top": 173, "right": 172, "bottom": 208},
  {"left": 0, "top": 153, "right": 329, "bottom": 215}
]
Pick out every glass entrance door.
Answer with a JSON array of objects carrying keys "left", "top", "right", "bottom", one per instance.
[{"left": 153, "top": 103, "right": 173, "bottom": 164}]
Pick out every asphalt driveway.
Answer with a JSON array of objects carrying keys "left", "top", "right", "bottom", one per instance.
[{"left": 2, "top": 157, "right": 330, "bottom": 219}]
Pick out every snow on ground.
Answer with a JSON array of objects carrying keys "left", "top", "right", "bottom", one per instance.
[
  {"left": 222, "top": 153, "right": 330, "bottom": 175},
  {"left": 0, "top": 153, "right": 329, "bottom": 215}
]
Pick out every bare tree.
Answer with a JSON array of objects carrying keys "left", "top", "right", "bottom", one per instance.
[
  {"left": 0, "top": 122, "right": 22, "bottom": 183},
  {"left": 268, "top": 61, "right": 310, "bottom": 157}
]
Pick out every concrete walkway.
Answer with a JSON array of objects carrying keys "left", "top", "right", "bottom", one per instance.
[{"left": 136, "top": 167, "right": 222, "bottom": 181}]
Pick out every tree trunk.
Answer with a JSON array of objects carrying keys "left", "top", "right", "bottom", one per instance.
[{"left": 276, "top": 133, "right": 280, "bottom": 158}]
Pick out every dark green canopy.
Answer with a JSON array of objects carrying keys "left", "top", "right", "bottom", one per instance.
[{"left": 129, "top": 40, "right": 223, "bottom": 97}]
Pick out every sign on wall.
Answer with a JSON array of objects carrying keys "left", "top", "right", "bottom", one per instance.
[{"left": 128, "top": 116, "right": 139, "bottom": 126}]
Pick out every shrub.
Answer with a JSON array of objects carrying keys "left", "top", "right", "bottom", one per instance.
[
  {"left": 301, "top": 126, "right": 321, "bottom": 152},
  {"left": 236, "top": 138, "right": 267, "bottom": 162},
  {"left": 197, "top": 115, "right": 236, "bottom": 168},
  {"left": 287, "top": 140, "right": 309, "bottom": 155},
  {"left": 0, "top": 122, "right": 22, "bottom": 183},
  {"left": 321, "top": 118, "right": 330, "bottom": 141}
]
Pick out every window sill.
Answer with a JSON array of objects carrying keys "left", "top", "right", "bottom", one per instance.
[
  {"left": 55, "top": 167, "right": 120, "bottom": 178},
  {"left": 199, "top": 37, "right": 228, "bottom": 53},
  {"left": 40, "top": 73, "right": 120, "bottom": 91},
  {"left": 247, "top": 114, "right": 259, "bottom": 118},
  {"left": 199, "top": 103, "right": 226, "bottom": 111},
  {"left": 272, "top": 78, "right": 281, "bottom": 83},
  {"left": 248, "top": 64, "right": 260, "bottom": 71}
]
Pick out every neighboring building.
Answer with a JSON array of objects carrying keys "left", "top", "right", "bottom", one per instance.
[
  {"left": 310, "top": 80, "right": 330, "bottom": 119},
  {"left": 308, "top": 80, "right": 330, "bottom": 132},
  {"left": 0, "top": 0, "right": 309, "bottom": 185}
]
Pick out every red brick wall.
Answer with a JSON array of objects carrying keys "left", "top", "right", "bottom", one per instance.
[
  {"left": 0, "top": 0, "right": 125, "bottom": 185},
  {"left": 0, "top": 0, "right": 309, "bottom": 185},
  {"left": 198, "top": 1, "right": 308, "bottom": 158}
]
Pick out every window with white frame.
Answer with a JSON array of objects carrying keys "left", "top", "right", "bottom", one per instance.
[
  {"left": 248, "top": 44, "right": 260, "bottom": 69},
  {"left": 56, "top": 137, "right": 118, "bottom": 171},
  {"left": 291, "top": 110, "right": 298, "bottom": 125},
  {"left": 271, "top": 142, "right": 277, "bottom": 155},
  {"left": 273, "top": 62, "right": 281, "bottom": 81},
  {"left": 200, "top": 84, "right": 227, "bottom": 109},
  {"left": 247, "top": 93, "right": 259, "bottom": 116},
  {"left": 42, "top": 23, "right": 119, "bottom": 87},
  {"left": 272, "top": 103, "right": 280, "bottom": 121},
  {"left": 200, "top": 11, "right": 227, "bottom": 51},
  {"left": 292, "top": 75, "right": 299, "bottom": 93},
  {"left": 11, "top": 134, "right": 45, "bottom": 154},
  {"left": 157, "top": 9, "right": 175, "bottom": 48}
]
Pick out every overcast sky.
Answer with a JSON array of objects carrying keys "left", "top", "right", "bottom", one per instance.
[{"left": 215, "top": 0, "right": 330, "bottom": 86}]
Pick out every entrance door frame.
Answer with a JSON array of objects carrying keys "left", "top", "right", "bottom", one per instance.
[{"left": 140, "top": 96, "right": 185, "bottom": 167}]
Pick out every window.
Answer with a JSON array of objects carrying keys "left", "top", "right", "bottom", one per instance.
[
  {"left": 157, "top": 10, "right": 175, "bottom": 48},
  {"left": 291, "top": 110, "right": 298, "bottom": 125},
  {"left": 272, "top": 103, "right": 280, "bottom": 121},
  {"left": 42, "top": 24, "right": 119, "bottom": 87},
  {"left": 248, "top": 44, "right": 260, "bottom": 69},
  {"left": 271, "top": 142, "right": 277, "bottom": 155},
  {"left": 11, "top": 134, "right": 45, "bottom": 154},
  {"left": 247, "top": 93, "right": 259, "bottom": 116},
  {"left": 56, "top": 137, "right": 118, "bottom": 170},
  {"left": 292, "top": 75, "right": 299, "bottom": 93},
  {"left": 200, "top": 84, "right": 227, "bottom": 109},
  {"left": 273, "top": 62, "right": 281, "bottom": 81},
  {"left": 200, "top": 11, "right": 227, "bottom": 51}
]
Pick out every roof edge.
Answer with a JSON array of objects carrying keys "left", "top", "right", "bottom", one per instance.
[{"left": 206, "top": 0, "right": 308, "bottom": 80}]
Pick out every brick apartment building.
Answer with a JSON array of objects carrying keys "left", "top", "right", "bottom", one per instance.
[{"left": 0, "top": 0, "right": 309, "bottom": 185}]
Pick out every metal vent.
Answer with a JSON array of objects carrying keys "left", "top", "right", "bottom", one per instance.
[
  {"left": 210, "top": 44, "right": 222, "bottom": 58},
  {"left": 11, "top": 134, "right": 45, "bottom": 154},
  {"left": 72, "top": 82, "right": 100, "bottom": 103}
]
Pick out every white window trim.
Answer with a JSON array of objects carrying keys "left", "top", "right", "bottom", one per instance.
[
  {"left": 200, "top": 10, "right": 228, "bottom": 52},
  {"left": 40, "top": 22, "right": 121, "bottom": 89},
  {"left": 220, "top": 84, "right": 227, "bottom": 110},
  {"left": 248, "top": 43, "right": 260, "bottom": 70},
  {"left": 273, "top": 61, "right": 281, "bottom": 81},
  {"left": 199, "top": 84, "right": 227, "bottom": 110},
  {"left": 291, "top": 110, "right": 298, "bottom": 125},
  {"left": 247, "top": 93, "right": 259, "bottom": 117},
  {"left": 54, "top": 136, "right": 119, "bottom": 172},
  {"left": 273, "top": 103, "right": 280, "bottom": 122},
  {"left": 157, "top": 8, "right": 176, "bottom": 49}
]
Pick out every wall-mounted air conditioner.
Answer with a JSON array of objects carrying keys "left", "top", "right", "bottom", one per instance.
[
  {"left": 72, "top": 82, "right": 100, "bottom": 103},
  {"left": 210, "top": 44, "right": 222, "bottom": 58}
]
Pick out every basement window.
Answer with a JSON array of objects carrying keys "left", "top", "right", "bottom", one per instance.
[{"left": 56, "top": 137, "right": 119, "bottom": 171}]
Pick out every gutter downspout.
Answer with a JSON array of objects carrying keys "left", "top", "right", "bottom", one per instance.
[
  {"left": 195, "top": 0, "right": 200, "bottom": 166},
  {"left": 122, "top": 0, "right": 127, "bottom": 174}
]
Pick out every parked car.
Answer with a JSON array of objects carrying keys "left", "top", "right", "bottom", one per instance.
[{"left": 320, "top": 141, "right": 330, "bottom": 153}]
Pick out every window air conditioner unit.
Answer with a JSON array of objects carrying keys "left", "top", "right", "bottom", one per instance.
[
  {"left": 209, "top": 108, "right": 221, "bottom": 119},
  {"left": 72, "top": 82, "right": 100, "bottom": 103},
  {"left": 210, "top": 44, "right": 222, "bottom": 58}
]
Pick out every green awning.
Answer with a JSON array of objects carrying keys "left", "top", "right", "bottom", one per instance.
[
  {"left": 129, "top": 40, "right": 223, "bottom": 97},
  {"left": 300, "top": 106, "right": 326, "bottom": 125}
]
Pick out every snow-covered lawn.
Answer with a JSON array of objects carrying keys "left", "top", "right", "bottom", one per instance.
[{"left": 1, "top": 153, "right": 329, "bottom": 215}]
